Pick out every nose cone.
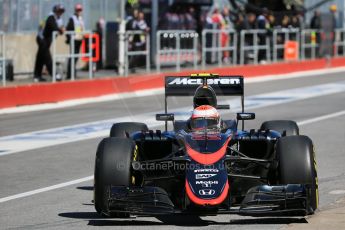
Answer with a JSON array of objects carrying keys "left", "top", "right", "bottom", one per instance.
[{"left": 185, "top": 161, "right": 229, "bottom": 206}]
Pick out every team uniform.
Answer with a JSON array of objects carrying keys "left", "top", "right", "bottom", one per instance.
[
  {"left": 66, "top": 9, "right": 84, "bottom": 79},
  {"left": 34, "top": 12, "right": 64, "bottom": 82}
]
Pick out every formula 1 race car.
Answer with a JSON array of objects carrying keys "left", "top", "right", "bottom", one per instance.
[{"left": 93, "top": 73, "right": 318, "bottom": 217}]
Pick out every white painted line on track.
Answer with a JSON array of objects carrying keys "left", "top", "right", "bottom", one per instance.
[
  {"left": 297, "top": 110, "right": 345, "bottom": 126},
  {"left": 0, "top": 176, "right": 93, "bottom": 203},
  {"left": 329, "top": 190, "right": 345, "bottom": 195},
  {"left": 244, "top": 66, "right": 345, "bottom": 84},
  {"left": 0, "top": 109, "right": 345, "bottom": 204},
  {"left": 1, "top": 66, "right": 345, "bottom": 115},
  {"left": 297, "top": 110, "right": 345, "bottom": 125}
]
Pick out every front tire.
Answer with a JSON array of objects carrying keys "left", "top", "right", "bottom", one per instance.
[
  {"left": 261, "top": 120, "right": 299, "bottom": 136},
  {"left": 94, "top": 137, "right": 135, "bottom": 217},
  {"left": 276, "top": 135, "right": 318, "bottom": 214},
  {"left": 110, "top": 122, "right": 148, "bottom": 137}
]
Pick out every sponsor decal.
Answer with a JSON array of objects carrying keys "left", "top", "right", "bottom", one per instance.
[
  {"left": 239, "top": 114, "right": 252, "bottom": 119},
  {"left": 196, "top": 174, "right": 216, "bottom": 179},
  {"left": 196, "top": 180, "right": 218, "bottom": 187},
  {"left": 168, "top": 78, "right": 241, "bottom": 85},
  {"left": 194, "top": 169, "right": 219, "bottom": 173},
  {"left": 199, "top": 189, "right": 216, "bottom": 196}
]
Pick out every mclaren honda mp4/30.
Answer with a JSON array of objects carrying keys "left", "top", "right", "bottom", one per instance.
[{"left": 93, "top": 73, "right": 318, "bottom": 218}]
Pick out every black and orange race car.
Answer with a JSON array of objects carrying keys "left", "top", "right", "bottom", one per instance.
[{"left": 93, "top": 73, "right": 318, "bottom": 217}]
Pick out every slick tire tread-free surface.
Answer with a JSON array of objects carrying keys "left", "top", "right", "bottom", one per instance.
[
  {"left": 276, "top": 135, "right": 318, "bottom": 214},
  {"left": 94, "top": 137, "right": 135, "bottom": 217},
  {"left": 261, "top": 120, "right": 299, "bottom": 136},
  {"left": 110, "top": 122, "right": 148, "bottom": 137}
]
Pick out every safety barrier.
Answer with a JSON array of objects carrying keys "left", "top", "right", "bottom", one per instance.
[
  {"left": 52, "top": 31, "right": 94, "bottom": 82},
  {"left": 334, "top": 29, "right": 345, "bottom": 57},
  {"left": 156, "top": 30, "right": 198, "bottom": 73},
  {"left": 201, "top": 29, "right": 237, "bottom": 69},
  {"left": 240, "top": 29, "right": 271, "bottom": 65},
  {"left": 0, "top": 32, "right": 5, "bottom": 86},
  {"left": 300, "top": 29, "right": 321, "bottom": 60},
  {"left": 272, "top": 28, "right": 300, "bottom": 62},
  {"left": 2, "top": 28, "right": 345, "bottom": 86},
  {"left": 120, "top": 30, "right": 150, "bottom": 76}
]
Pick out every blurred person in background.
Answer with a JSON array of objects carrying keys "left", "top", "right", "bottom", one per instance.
[
  {"left": 209, "top": 7, "right": 228, "bottom": 63},
  {"left": 247, "top": 13, "right": 257, "bottom": 29},
  {"left": 329, "top": 4, "right": 338, "bottom": 56},
  {"left": 281, "top": 15, "right": 291, "bottom": 28},
  {"left": 256, "top": 8, "right": 270, "bottom": 63},
  {"left": 33, "top": 4, "right": 65, "bottom": 82},
  {"left": 185, "top": 7, "right": 197, "bottom": 30},
  {"left": 126, "top": 9, "right": 139, "bottom": 31},
  {"left": 291, "top": 14, "right": 301, "bottom": 28},
  {"left": 66, "top": 3, "right": 84, "bottom": 80},
  {"left": 126, "top": 8, "right": 139, "bottom": 55},
  {"left": 310, "top": 10, "right": 321, "bottom": 57},
  {"left": 329, "top": 4, "right": 338, "bottom": 29},
  {"left": 239, "top": 12, "right": 256, "bottom": 64},
  {"left": 234, "top": 12, "right": 250, "bottom": 64},
  {"left": 310, "top": 10, "right": 321, "bottom": 30},
  {"left": 268, "top": 13, "right": 276, "bottom": 28},
  {"left": 129, "top": 11, "right": 149, "bottom": 72},
  {"left": 221, "top": 7, "right": 235, "bottom": 64},
  {"left": 296, "top": 11, "right": 305, "bottom": 30},
  {"left": 209, "top": 7, "right": 224, "bottom": 29}
]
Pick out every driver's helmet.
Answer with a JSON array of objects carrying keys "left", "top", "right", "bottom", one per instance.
[{"left": 190, "top": 105, "right": 220, "bottom": 130}]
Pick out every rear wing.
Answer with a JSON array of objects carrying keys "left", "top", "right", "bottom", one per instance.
[
  {"left": 163, "top": 75, "right": 245, "bottom": 131},
  {"left": 165, "top": 76, "right": 244, "bottom": 96}
]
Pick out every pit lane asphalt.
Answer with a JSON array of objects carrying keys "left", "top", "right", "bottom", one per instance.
[{"left": 0, "top": 72, "right": 345, "bottom": 229}]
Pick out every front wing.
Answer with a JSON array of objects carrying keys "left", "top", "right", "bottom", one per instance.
[{"left": 106, "top": 184, "right": 311, "bottom": 216}]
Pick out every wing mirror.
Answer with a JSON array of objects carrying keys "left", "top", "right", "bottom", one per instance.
[
  {"left": 237, "top": 113, "right": 255, "bottom": 120},
  {"left": 156, "top": 113, "right": 174, "bottom": 121}
]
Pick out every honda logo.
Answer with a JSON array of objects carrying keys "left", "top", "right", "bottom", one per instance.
[{"left": 199, "top": 189, "right": 216, "bottom": 196}]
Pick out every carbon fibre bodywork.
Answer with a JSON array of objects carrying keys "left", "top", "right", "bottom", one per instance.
[
  {"left": 105, "top": 123, "right": 312, "bottom": 216},
  {"left": 102, "top": 75, "right": 315, "bottom": 216}
]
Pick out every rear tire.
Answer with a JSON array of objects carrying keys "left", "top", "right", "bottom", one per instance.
[
  {"left": 94, "top": 137, "right": 135, "bottom": 217},
  {"left": 276, "top": 135, "right": 318, "bottom": 214},
  {"left": 261, "top": 120, "right": 299, "bottom": 136},
  {"left": 110, "top": 122, "right": 148, "bottom": 137}
]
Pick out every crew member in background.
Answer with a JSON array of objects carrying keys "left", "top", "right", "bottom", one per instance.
[
  {"left": 33, "top": 4, "right": 65, "bottom": 82},
  {"left": 126, "top": 8, "right": 139, "bottom": 57},
  {"left": 310, "top": 10, "right": 321, "bottom": 57},
  {"left": 221, "top": 7, "right": 233, "bottom": 64},
  {"left": 256, "top": 8, "right": 270, "bottom": 63},
  {"left": 66, "top": 4, "right": 84, "bottom": 80},
  {"left": 129, "top": 11, "right": 149, "bottom": 72}
]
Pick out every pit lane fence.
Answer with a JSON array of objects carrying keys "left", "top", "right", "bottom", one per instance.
[
  {"left": 201, "top": 29, "right": 237, "bottom": 69},
  {"left": 156, "top": 30, "right": 198, "bottom": 73},
  {"left": 119, "top": 30, "right": 150, "bottom": 76},
  {"left": 2, "top": 28, "right": 345, "bottom": 86},
  {"left": 52, "top": 31, "right": 94, "bottom": 82}
]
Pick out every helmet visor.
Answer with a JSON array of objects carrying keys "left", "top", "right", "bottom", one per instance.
[{"left": 191, "top": 118, "right": 219, "bottom": 130}]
